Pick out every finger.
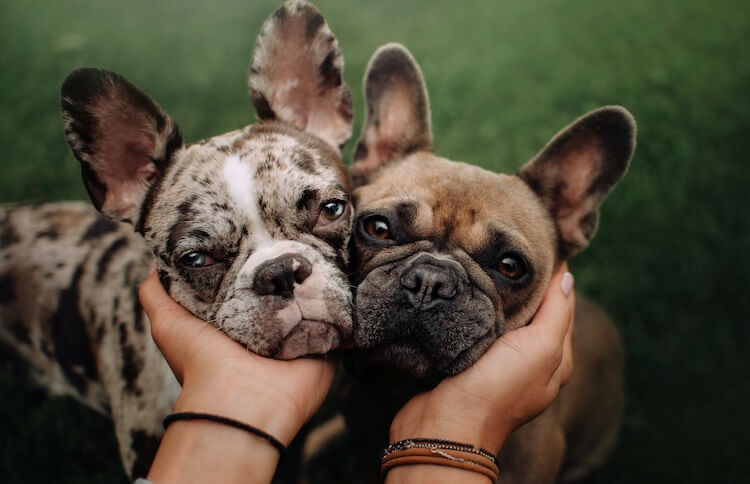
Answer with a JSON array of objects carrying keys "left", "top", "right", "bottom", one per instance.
[
  {"left": 138, "top": 272, "right": 210, "bottom": 379},
  {"left": 138, "top": 272, "right": 194, "bottom": 329},
  {"left": 529, "top": 264, "right": 575, "bottom": 343},
  {"left": 561, "top": 286, "right": 575, "bottom": 367},
  {"left": 549, "top": 291, "right": 576, "bottom": 387},
  {"left": 139, "top": 272, "right": 215, "bottom": 340}
]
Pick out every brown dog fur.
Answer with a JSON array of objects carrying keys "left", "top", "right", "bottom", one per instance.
[{"left": 332, "top": 43, "right": 635, "bottom": 483}]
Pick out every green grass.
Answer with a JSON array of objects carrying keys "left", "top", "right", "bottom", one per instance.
[{"left": 1, "top": 0, "right": 748, "bottom": 481}]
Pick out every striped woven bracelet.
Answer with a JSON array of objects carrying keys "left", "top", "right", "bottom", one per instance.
[{"left": 382, "top": 438, "right": 498, "bottom": 482}]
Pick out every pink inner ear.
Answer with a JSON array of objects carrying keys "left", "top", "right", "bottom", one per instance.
[
  {"left": 249, "top": 4, "right": 353, "bottom": 150},
  {"left": 95, "top": 100, "right": 159, "bottom": 219},
  {"left": 370, "top": 83, "right": 423, "bottom": 161},
  {"left": 555, "top": 141, "right": 602, "bottom": 217},
  {"left": 306, "top": 99, "right": 354, "bottom": 150},
  {"left": 380, "top": 87, "right": 418, "bottom": 142},
  {"left": 263, "top": 58, "right": 353, "bottom": 149},
  {"left": 554, "top": 141, "right": 605, "bottom": 247}
]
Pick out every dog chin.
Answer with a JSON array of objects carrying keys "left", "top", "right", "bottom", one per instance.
[
  {"left": 273, "top": 320, "right": 343, "bottom": 359},
  {"left": 366, "top": 336, "right": 491, "bottom": 378}
]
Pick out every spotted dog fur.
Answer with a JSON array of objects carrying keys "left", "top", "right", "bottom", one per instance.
[{"left": 0, "top": 1, "right": 353, "bottom": 478}]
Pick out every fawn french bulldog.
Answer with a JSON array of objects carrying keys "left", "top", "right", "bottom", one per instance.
[{"left": 340, "top": 43, "right": 635, "bottom": 482}]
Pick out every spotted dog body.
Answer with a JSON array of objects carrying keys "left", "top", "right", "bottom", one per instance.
[
  {"left": 0, "top": 1, "right": 354, "bottom": 478},
  {"left": 335, "top": 44, "right": 636, "bottom": 483},
  {"left": 0, "top": 202, "right": 169, "bottom": 474}
]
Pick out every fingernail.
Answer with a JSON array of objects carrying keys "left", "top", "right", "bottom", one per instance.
[
  {"left": 148, "top": 260, "right": 157, "bottom": 274},
  {"left": 561, "top": 272, "right": 574, "bottom": 297}
]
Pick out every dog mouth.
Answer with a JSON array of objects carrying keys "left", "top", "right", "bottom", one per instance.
[
  {"left": 213, "top": 283, "right": 353, "bottom": 360},
  {"left": 363, "top": 327, "right": 496, "bottom": 377},
  {"left": 353, "top": 291, "right": 499, "bottom": 377},
  {"left": 351, "top": 250, "right": 501, "bottom": 376},
  {"left": 273, "top": 319, "right": 345, "bottom": 359},
  {"left": 367, "top": 339, "right": 437, "bottom": 377}
]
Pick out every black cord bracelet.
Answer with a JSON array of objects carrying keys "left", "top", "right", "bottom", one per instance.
[{"left": 163, "top": 412, "right": 286, "bottom": 457}]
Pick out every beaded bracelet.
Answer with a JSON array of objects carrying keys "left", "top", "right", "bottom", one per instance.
[{"left": 382, "top": 438, "right": 499, "bottom": 482}]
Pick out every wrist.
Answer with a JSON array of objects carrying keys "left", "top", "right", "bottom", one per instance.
[
  {"left": 147, "top": 417, "right": 280, "bottom": 483},
  {"left": 384, "top": 441, "right": 498, "bottom": 478},
  {"left": 175, "top": 361, "right": 304, "bottom": 446},
  {"left": 389, "top": 399, "right": 510, "bottom": 455}
]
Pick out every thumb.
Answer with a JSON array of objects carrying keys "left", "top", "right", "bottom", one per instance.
[
  {"left": 139, "top": 271, "right": 203, "bottom": 381},
  {"left": 138, "top": 271, "right": 193, "bottom": 337}
]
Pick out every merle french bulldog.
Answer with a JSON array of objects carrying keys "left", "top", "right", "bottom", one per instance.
[
  {"left": 336, "top": 43, "right": 635, "bottom": 483},
  {"left": 0, "top": 0, "right": 354, "bottom": 477}
]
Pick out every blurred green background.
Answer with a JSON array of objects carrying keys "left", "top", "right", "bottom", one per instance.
[{"left": 1, "top": 0, "right": 748, "bottom": 482}]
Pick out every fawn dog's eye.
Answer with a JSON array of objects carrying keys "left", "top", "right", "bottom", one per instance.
[
  {"left": 497, "top": 253, "right": 527, "bottom": 280},
  {"left": 362, "top": 216, "right": 392, "bottom": 240}
]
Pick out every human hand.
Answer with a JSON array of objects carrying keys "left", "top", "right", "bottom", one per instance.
[
  {"left": 138, "top": 271, "right": 337, "bottom": 447},
  {"left": 389, "top": 263, "right": 576, "bottom": 456}
]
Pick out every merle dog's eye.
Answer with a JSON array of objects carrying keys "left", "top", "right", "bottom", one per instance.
[
  {"left": 323, "top": 200, "right": 345, "bottom": 220},
  {"left": 179, "top": 251, "right": 216, "bottom": 268},
  {"left": 316, "top": 200, "right": 347, "bottom": 226},
  {"left": 497, "top": 253, "right": 527, "bottom": 280},
  {"left": 363, "top": 216, "right": 392, "bottom": 240}
]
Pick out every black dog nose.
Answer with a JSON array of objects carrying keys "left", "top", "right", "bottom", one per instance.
[
  {"left": 400, "top": 257, "right": 458, "bottom": 308},
  {"left": 252, "top": 253, "right": 313, "bottom": 297}
]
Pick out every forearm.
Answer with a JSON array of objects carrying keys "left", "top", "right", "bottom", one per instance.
[
  {"left": 389, "top": 397, "right": 510, "bottom": 455},
  {"left": 385, "top": 464, "right": 491, "bottom": 484},
  {"left": 147, "top": 371, "right": 300, "bottom": 483},
  {"left": 147, "top": 418, "right": 280, "bottom": 484},
  {"left": 386, "top": 465, "right": 495, "bottom": 483}
]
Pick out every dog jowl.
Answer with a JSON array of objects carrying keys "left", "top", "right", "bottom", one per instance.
[
  {"left": 343, "top": 43, "right": 635, "bottom": 482},
  {"left": 1, "top": 0, "right": 353, "bottom": 477}
]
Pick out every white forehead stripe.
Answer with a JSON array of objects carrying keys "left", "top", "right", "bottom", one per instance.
[{"left": 223, "top": 155, "right": 271, "bottom": 242}]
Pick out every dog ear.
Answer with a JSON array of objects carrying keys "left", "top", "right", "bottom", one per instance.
[
  {"left": 61, "top": 68, "right": 183, "bottom": 224},
  {"left": 349, "top": 43, "right": 432, "bottom": 187},
  {"left": 249, "top": 0, "right": 353, "bottom": 151},
  {"left": 518, "top": 106, "right": 636, "bottom": 258}
]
